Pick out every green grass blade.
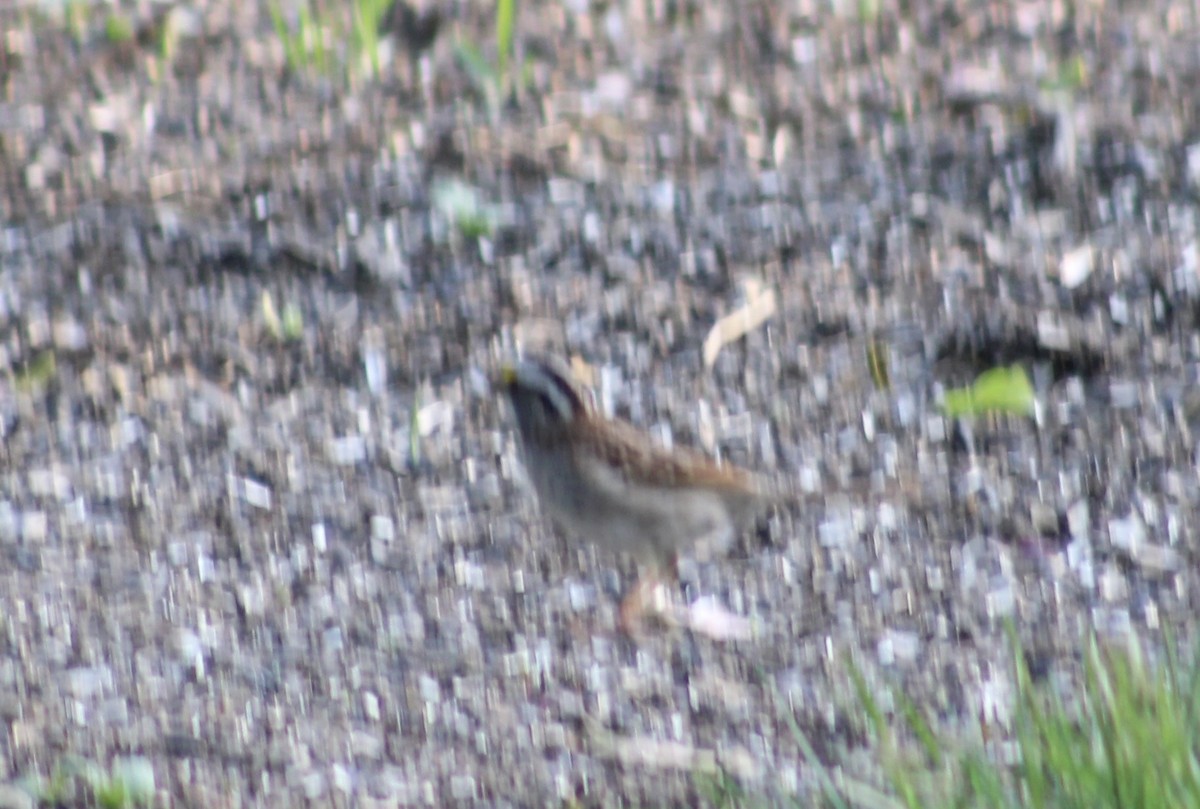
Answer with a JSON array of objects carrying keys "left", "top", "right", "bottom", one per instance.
[{"left": 496, "top": 0, "right": 514, "bottom": 78}]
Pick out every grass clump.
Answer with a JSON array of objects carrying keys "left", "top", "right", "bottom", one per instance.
[
  {"left": 703, "top": 630, "right": 1199, "bottom": 809},
  {"left": 269, "top": 0, "right": 395, "bottom": 82},
  {"left": 455, "top": 0, "right": 530, "bottom": 118},
  {"left": 859, "top": 627, "right": 1200, "bottom": 809},
  {"left": 16, "top": 756, "right": 155, "bottom": 808}
]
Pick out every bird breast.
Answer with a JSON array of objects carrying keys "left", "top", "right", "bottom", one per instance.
[{"left": 523, "top": 449, "right": 740, "bottom": 563}]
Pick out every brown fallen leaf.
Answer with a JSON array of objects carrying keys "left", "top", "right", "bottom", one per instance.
[{"left": 702, "top": 277, "right": 777, "bottom": 367}]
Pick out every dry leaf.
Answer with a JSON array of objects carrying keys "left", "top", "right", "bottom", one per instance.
[
  {"left": 677, "top": 596, "right": 754, "bottom": 641},
  {"left": 702, "top": 278, "right": 777, "bottom": 367}
]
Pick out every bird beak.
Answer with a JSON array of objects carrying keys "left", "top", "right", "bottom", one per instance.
[{"left": 495, "top": 363, "right": 518, "bottom": 389}]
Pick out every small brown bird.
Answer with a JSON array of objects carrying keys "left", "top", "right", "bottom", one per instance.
[{"left": 497, "top": 356, "right": 766, "bottom": 630}]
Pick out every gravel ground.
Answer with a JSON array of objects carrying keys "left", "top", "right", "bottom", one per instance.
[{"left": 1, "top": 0, "right": 1198, "bottom": 806}]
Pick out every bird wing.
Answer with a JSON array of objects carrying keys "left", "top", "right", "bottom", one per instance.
[{"left": 574, "top": 416, "right": 759, "bottom": 495}]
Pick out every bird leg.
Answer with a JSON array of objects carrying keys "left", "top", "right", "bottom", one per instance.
[
  {"left": 618, "top": 574, "right": 658, "bottom": 634},
  {"left": 617, "top": 555, "right": 679, "bottom": 634}
]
